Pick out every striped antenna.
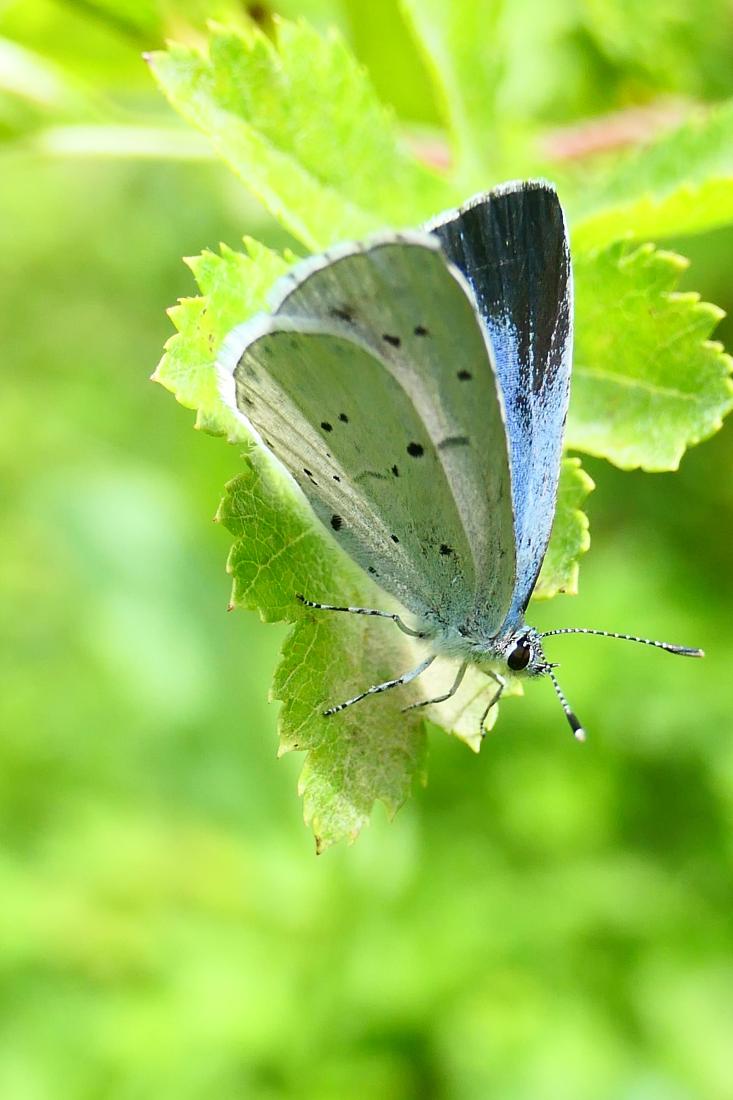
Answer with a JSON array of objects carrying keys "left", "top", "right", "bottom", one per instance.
[
  {"left": 540, "top": 627, "right": 704, "bottom": 658},
  {"left": 544, "top": 662, "right": 586, "bottom": 743},
  {"left": 535, "top": 638, "right": 585, "bottom": 742}
]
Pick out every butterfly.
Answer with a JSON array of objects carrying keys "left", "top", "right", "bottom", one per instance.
[{"left": 217, "top": 179, "right": 702, "bottom": 740}]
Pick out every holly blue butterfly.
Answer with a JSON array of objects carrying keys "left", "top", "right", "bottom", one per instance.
[{"left": 218, "top": 180, "right": 702, "bottom": 740}]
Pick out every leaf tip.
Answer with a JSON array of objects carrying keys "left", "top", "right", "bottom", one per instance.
[{"left": 143, "top": 49, "right": 163, "bottom": 68}]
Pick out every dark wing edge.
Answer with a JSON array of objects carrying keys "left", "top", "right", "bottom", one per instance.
[{"left": 426, "top": 179, "right": 573, "bottom": 622}]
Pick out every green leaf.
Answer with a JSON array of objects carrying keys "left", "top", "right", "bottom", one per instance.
[
  {"left": 533, "top": 458, "right": 594, "bottom": 600},
  {"left": 571, "top": 100, "right": 733, "bottom": 250},
  {"left": 152, "top": 239, "right": 292, "bottom": 438},
  {"left": 422, "top": 662, "right": 524, "bottom": 755},
  {"left": 399, "top": 0, "right": 504, "bottom": 186},
  {"left": 570, "top": 241, "right": 733, "bottom": 470},
  {"left": 217, "top": 452, "right": 430, "bottom": 851},
  {"left": 217, "top": 449, "right": 556, "bottom": 848},
  {"left": 147, "top": 21, "right": 454, "bottom": 250}
]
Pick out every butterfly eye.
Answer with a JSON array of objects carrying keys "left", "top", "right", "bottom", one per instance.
[{"left": 507, "top": 637, "right": 532, "bottom": 671}]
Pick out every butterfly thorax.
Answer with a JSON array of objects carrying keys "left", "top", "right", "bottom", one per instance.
[{"left": 429, "top": 621, "right": 549, "bottom": 678}]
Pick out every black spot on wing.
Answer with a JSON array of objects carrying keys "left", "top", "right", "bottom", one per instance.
[
  {"left": 338, "top": 413, "right": 349, "bottom": 423},
  {"left": 457, "top": 369, "right": 472, "bottom": 381},
  {"left": 407, "top": 442, "right": 424, "bottom": 457},
  {"left": 414, "top": 325, "right": 429, "bottom": 336},
  {"left": 391, "top": 465, "right": 400, "bottom": 477},
  {"left": 440, "top": 543, "right": 454, "bottom": 556},
  {"left": 330, "top": 305, "right": 355, "bottom": 323},
  {"left": 321, "top": 421, "right": 333, "bottom": 432},
  {"left": 331, "top": 514, "right": 343, "bottom": 531},
  {"left": 391, "top": 534, "right": 400, "bottom": 543},
  {"left": 382, "top": 334, "right": 401, "bottom": 348}
]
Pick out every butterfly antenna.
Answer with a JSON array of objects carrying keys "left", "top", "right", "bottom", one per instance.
[
  {"left": 538, "top": 645, "right": 586, "bottom": 742},
  {"left": 540, "top": 627, "right": 704, "bottom": 659}
]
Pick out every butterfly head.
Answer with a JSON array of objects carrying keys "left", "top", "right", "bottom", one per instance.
[{"left": 502, "top": 626, "right": 548, "bottom": 677}]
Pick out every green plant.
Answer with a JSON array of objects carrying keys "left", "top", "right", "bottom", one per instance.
[{"left": 149, "top": 14, "right": 733, "bottom": 849}]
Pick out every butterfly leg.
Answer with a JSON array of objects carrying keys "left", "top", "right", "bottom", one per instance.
[
  {"left": 401, "top": 660, "right": 469, "bottom": 713},
  {"left": 297, "top": 594, "right": 427, "bottom": 638},
  {"left": 323, "top": 655, "right": 436, "bottom": 717},
  {"left": 479, "top": 670, "right": 506, "bottom": 738}
]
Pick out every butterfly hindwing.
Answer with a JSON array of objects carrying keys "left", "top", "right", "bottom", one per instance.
[
  {"left": 427, "top": 180, "right": 573, "bottom": 622},
  {"left": 219, "top": 236, "right": 516, "bottom": 640}
]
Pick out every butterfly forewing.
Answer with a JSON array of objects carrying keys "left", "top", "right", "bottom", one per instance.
[
  {"left": 221, "top": 237, "right": 516, "bottom": 640},
  {"left": 427, "top": 181, "right": 572, "bottom": 622},
  {"left": 227, "top": 321, "right": 473, "bottom": 624}
]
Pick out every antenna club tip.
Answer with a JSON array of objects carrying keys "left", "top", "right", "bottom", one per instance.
[
  {"left": 567, "top": 710, "right": 585, "bottom": 741},
  {"left": 574, "top": 727, "right": 587, "bottom": 743},
  {"left": 668, "top": 645, "right": 705, "bottom": 658}
]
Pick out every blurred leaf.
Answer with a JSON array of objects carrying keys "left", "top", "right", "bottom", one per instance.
[
  {"left": 153, "top": 239, "right": 293, "bottom": 438},
  {"left": 217, "top": 453, "right": 429, "bottom": 850},
  {"left": 265, "top": 0, "right": 348, "bottom": 29},
  {"left": 580, "top": 0, "right": 733, "bottom": 99},
  {"left": 399, "top": 0, "right": 504, "bottom": 185},
  {"left": 0, "top": 35, "right": 102, "bottom": 140},
  {"left": 62, "top": 0, "right": 161, "bottom": 40},
  {"left": 0, "top": 37, "right": 92, "bottom": 112},
  {"left": 533, "top": 458, "right": 594, "bottom": 599},
  {"left": 572, "top": 100, "right": 733, "bottom": 249},
  {"left": 32, "top": 123, "right": 213, "bottom": 158},
  {"left": 493, "top": 1, "right": 577, "bottom": 126},
  {"left": 570, "top": 242, "right": 733, "bottom": 469},
  {"left": 147, "top": 21, "right": 454, "bottom": 250},
  {"left": 344, "top": 0, "right": 441, "bottom": 126}
]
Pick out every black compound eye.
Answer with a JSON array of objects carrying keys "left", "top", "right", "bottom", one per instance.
[{"left": 507, "top": 638, "right": 532, "bottom": 671}]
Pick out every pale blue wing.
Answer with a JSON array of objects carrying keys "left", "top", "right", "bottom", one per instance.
[
  {"left": 218, "top": 236, "right": 516, "bottom": 641},
  {"left": 427, "top": 180, "right": 573, "bottom": 624}
]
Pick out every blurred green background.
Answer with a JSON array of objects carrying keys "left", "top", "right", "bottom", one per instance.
[{"left": 2, "top": 2, "right": 733, "bottom": 1097}]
